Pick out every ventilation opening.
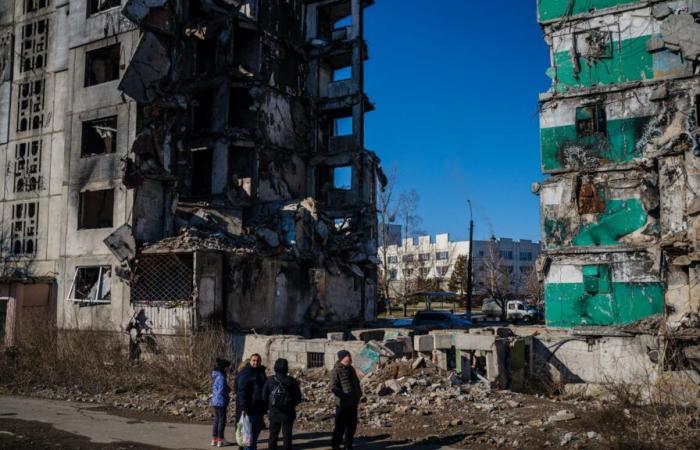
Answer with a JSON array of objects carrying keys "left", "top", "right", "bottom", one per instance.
[{"left": 307, "top": 352, "right": 325, "bottom": 368}]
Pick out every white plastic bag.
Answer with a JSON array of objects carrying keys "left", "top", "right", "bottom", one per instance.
[{"left": 236, "top": 414, "right": 252, "bottom": 447}]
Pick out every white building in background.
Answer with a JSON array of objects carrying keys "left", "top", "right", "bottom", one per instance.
[{"left": 379, "top": 233, "right": 540, "bottom": 299}]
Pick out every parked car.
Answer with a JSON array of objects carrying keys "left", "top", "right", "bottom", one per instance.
[{"left": 411, "top": 310, "right": 471, "bottom": 329}]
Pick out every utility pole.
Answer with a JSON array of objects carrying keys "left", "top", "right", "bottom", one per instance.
[{"left": 466, "top": 200, "right": 474, "bottom": 322}]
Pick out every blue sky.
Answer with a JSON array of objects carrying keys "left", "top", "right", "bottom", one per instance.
[{"left": 364, "top": 1, "right": 551, "bottom": 242}]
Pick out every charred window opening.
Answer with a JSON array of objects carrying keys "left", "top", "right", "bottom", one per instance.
[
  {"left": 11, "top": 202, "right": 38, "bottom": 255},
  {"left": 577, "top": 181, "right": 606, "bottom": 214},
  {"left": 228, "top": 87, "right": 256, "bottom": 129},
  {"left": 230, "top": 145, "right": 254, "bottom": 196},
  {"left": 192, "top": 90, "right": 214, "bottom": 131},
  {"left": 576, "top": 104, "right": 606, "bottom": 137},
  {"left": 317, "top": 2, "right": 351, "bottom": 40},
  {"left": 20, "top": 19, "right": 49, "bottom": 74},
  {"left": 24, "top": 0, "right": 49, "bottom": 14},
  {"left": 87, "top": 0, "right": 121, "bottom": 16},
  {"left": 334, "top": 217, "right": 351, "bottom": 230},
  {"left": 333, "top": 115, "right": 352, "bottom": 136},
  {"left": 68, "top": 266, "right": 112, "bottom": 303},
  {"left": 78, "top": 189, "right": 114, "bottom": 229},
  {"left": 695, "top": 95, "right": 700, "bottom": 127},
  {"left": 195, "top": 38, "right": 216, "bottom": 76},
  {"left": 84, "top": 44, "right": 121, "bottom": 87},
  {"left": 17, "top": 79, "right": 45, "bottom": 132},
  {"left": 333, "top": 65, "right": 352, "bottom": 81},
  {"left": 233, "top": 24, "right": 260, "bottom": 75},
  {"left": 14, "top": 140, "right": 43, "bottom": 193},
  {"left": 81, "top": 116, "right": 117, "bottom": 157},
  {"left": 191, "top": 147, "right": 213, "bottom": 197},
  {"left": 307, "top": 352, "right": 325, "bottom": 368},
  {"left": 131, "top": 254, "right": 194, "bottom": 303},
  {"left": 333, "top": 165, "right": 352, "bottom": 190}
]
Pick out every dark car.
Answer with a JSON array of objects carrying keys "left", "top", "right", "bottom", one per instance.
[{"left": 411, "top": 311, "right": 471, "bottom": 329}]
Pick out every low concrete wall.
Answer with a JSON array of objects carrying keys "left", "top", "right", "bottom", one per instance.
[{"left": 531, "top": 333, "right": 659, "bottom": 385}]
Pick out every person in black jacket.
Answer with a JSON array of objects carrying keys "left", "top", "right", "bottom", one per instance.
[
  {"left": 235, "top": 354, "right": 267, "bottom": 450},
  {"left": 261, "top": 358, "right": 302, "bottom": 450},
  {"left": 330, "top": 350, "right": 362, "bottom": 450}
]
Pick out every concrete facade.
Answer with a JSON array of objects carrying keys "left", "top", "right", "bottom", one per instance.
[
  {"left": 0, "top": 0, "right": 382, "bottom": 344},
  {"left": 536, "top": 0, "right": 700, "bottom": 328}
]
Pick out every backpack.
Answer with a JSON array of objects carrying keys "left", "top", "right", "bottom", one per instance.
[{"left": 269, "top": 375, "right": 293, "bottom": 409}]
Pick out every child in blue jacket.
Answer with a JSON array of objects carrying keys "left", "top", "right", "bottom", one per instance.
[{"left": 211, "top": 358, "right": 231, "bottom": 447}]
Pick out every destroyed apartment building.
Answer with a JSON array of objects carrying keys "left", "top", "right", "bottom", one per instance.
[
  {"left": 0, "top": 0, "right": 383, "bottom": 344},
  {"left": 535, "top": 0, "right": 700, "bottom": 328}
]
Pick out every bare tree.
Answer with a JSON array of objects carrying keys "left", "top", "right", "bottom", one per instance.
[
  {"left": 395, "top": 189, "right": 422, "bottom": 316},
  {"left": 523, "top": 268, "right": 544, "bottom": 306},
  {"left": 477, "top": 238, "right": 513, "bottom": 321},
  {"left": 377, "top": 166, "right": 400, "bottom": 306}
]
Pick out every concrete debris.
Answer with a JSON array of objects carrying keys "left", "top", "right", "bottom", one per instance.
[
  {"left": 118, "top": 32, "right": 170, "bottom": 103},
  {"left": 660, "top": 14, "right": 700, "bottom": 60},
  {"left": 549, "top": 410, "right": 576, "bottom": 423},
  {"left": 103, "top": 225, "right": 137, "bottom": 263}
]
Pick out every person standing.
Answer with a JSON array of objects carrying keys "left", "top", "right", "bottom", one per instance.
[
  {"left": 211, "top": 358, "right": 231, "bottom": 447},
  {"left": 235, "top": 353, "right": 267, "bottom": 450},
  {"left": 330, "top": 350, "right": 362, "bottom": 450},
  {"left": 261, "top": 358, "right": 302, "bottom": 450}
]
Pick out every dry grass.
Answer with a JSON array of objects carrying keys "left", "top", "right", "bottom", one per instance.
[{"left": 0, "top": 320, "right": 233, "bottom": 397}]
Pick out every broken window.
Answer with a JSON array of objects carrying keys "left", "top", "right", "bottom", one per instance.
[
  {"left": 84, "top": 44, "right": 121, "bottom": 87},
  {"left": 333, "top": 116, "right": 352, "bottom": 136},
  {"left": 131, "top": 254, "right": 193, "bottom": 302},
  {"left": 13, "top": 140, "right": 42, "bottom": 193},
  {"left": 574, "top": 30, "right": 612, "bottom": 64},
  {"left": 317, "top": 2, "right": 351, "bottom": 40},
  {"left": 334, "top": 217, "right": 351, "bottom": 230},
  {"left": 11, "top": 202, "right": 38, "bottom": 255},
  {"left": 191, "top": 147, "right": 213, "bottom": 197},
  {"left": 229, "top": 87, "right": 256, "bottom": 129},
  {"left": 418, "top": 253, "right": 431, "bottom": 262},
  {"left": 332, "top": 65, "right": 352, "bottom": 81},
  {"left": 68, "top": 266, "right": 112, "bottom": 303},
  {"left": 78, "top": 189, "right": 114, "bottom": 229},
  {"left": 435, "top": 251, "right": 448, "bottom": 261},
  {"left": 87, "top": 0, "right": 121, "bottom": 16},
  {"left": 17, "top": 79, "right": 45, "bottom": 132},
  {"left": 24, "top": 0, "right": 49, "bottom": 14},
  {"left": 577, "top": 182, "right": 606, "bottom": 214},
  {"left": 576, "top": 104, "right": 606, "bottom": 137},
  {"left": 307, "top": 352, "right": 325, "bottom": 368},
  {"left": 20, "top": 19, "right": 49, "bottom": 74},
  {"left": 192, "top": 90, "right": 214, "bottom": 131},
  {"left": 81, "top": 116, "right": 117, "bottom": 157},
  {"left": 332, "top": 166, "right": 352, "bottom": 190},
  {"left": 195, "top": 38, "right": 216, "bottom": 75},
  {"left": 233, "top": 24, "right": 260, "bottom": 75}
]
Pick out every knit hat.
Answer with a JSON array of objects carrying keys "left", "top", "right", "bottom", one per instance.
[
  {"left": 215, "top": 357, "right": 231, "bottom": 372},
  {"left": 337, "top": 350, "right": 350, "bottom": 361},
  {"left": 274, "top": 358, "right": 289, "bottom": 375}
]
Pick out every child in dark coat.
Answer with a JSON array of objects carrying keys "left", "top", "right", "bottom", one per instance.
[{"left": 211, "top": 358, "right": 231, "bottom": 447}]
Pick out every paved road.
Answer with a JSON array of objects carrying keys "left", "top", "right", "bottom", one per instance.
[{"left": 0, "top": 396, "right": 457, "bottom": 449}]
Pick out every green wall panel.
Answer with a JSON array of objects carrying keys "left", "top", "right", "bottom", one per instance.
[
  {"left": 551, "top": 36, "right": 653, "bottom": 89},
  {"left": 538, "top": 0, "right": 641, "bottom": 22},
  {"left": 572, "top": 198, "right": 648, "bottom": 246},
  {"left": 545, "top": 279, "right": 664, "bottom": 327},
  {"left": 540, "top": 116, "right": 652, "bottom": 172}
]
